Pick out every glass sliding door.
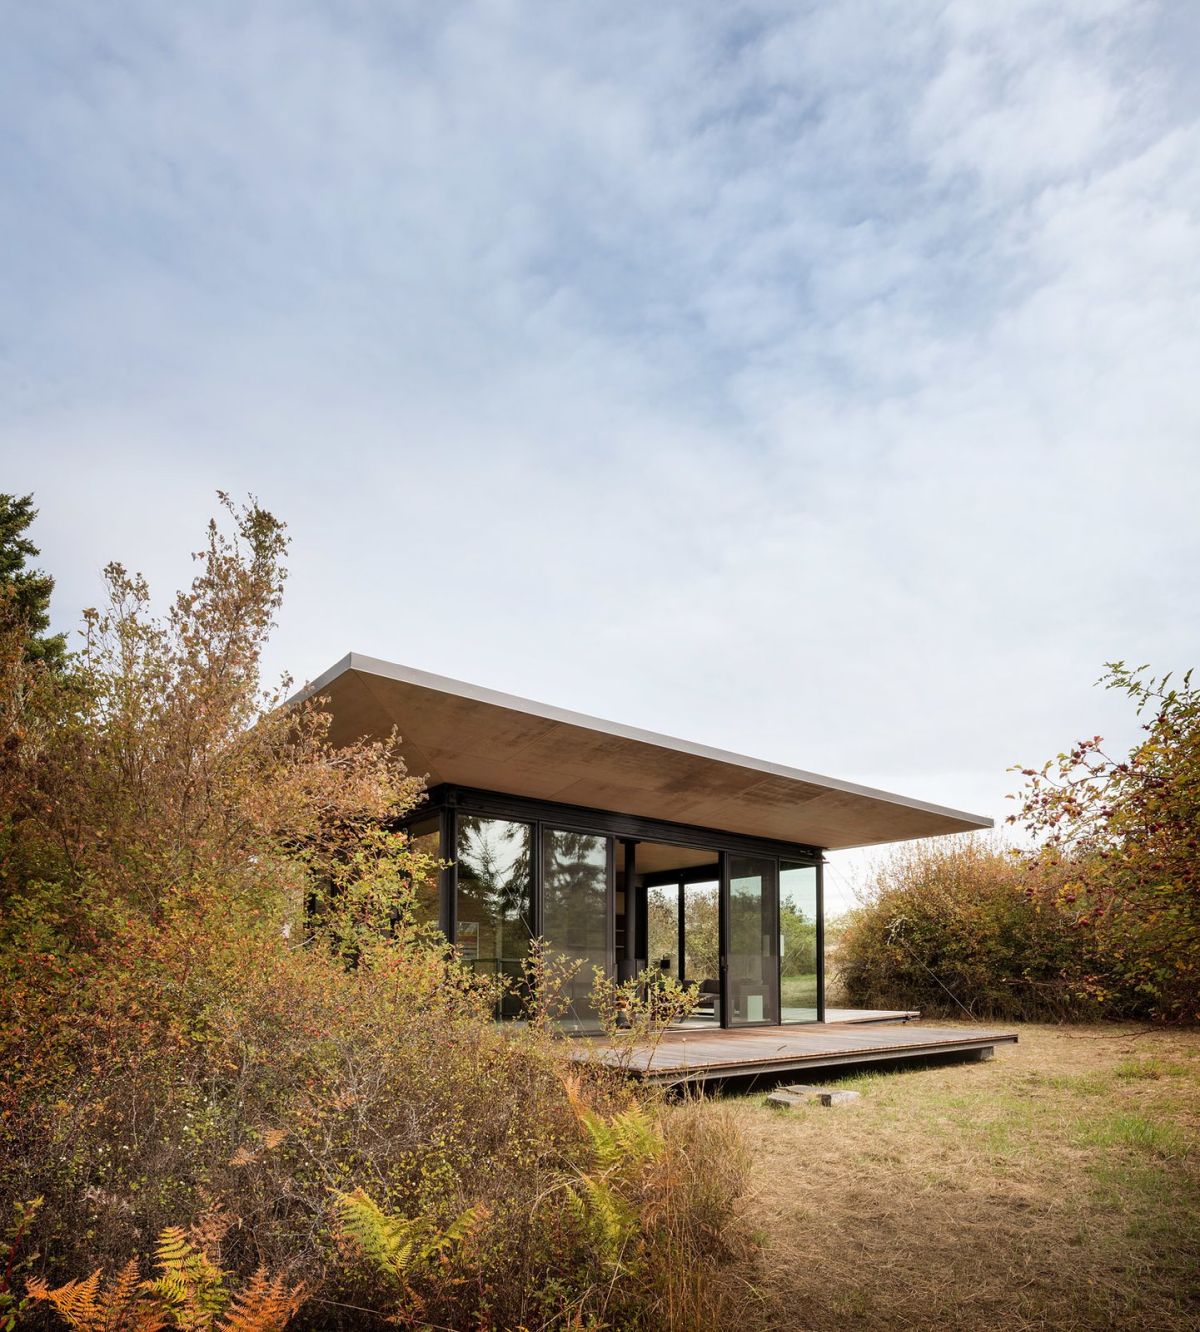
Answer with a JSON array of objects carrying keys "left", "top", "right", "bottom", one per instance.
[
  {"left": 726, "top": 855, "right": 779, "bottom": 1025},
  {"left": 455, "top": 816, "right": 534, "bottom": 1018},
  {"left": 779, "top": 862, "right": 819, "bottom": 1022},
  {"left": 542, "top": 828, "right": 610, "bottom": 1029}
]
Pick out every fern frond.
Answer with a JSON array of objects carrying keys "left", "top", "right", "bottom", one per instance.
[
  {"left": 565, "top": 1078, "right": 663, "bottom": 1173},
  {"left": 572, "top": 1174, "right": 637, "bottom": 1267},
  {"left": 25, "top": 1233, "right": 300, "bottom": 1332},
  {"left": 148, "top": 1272, "right": 191, "bottom": 1308},
  {"left": 561, "top": 1098, "right": 662, "bottom": 1272},
  {"left": 434, "top": 1203, "right": 487, "bottom": 1257},
  {"left": 563, "top": 1189, "right": 588, "bottom": 1232},
  {"left": 218, "top": 1268, "right": 305, "bottom": 1332},
  {"left": 154, "top": 1227, "right": 193, "bottom": 1268},
  {"left": 334, "top": 1189, "right": 416, "bottom": 1277},
  {"left": 106, "top": 1259, "right": 146, "bottom": 1323},
  {"left": 188, "top": 1209, "right": 234, "bottom": 1257},
  {"left": 608, "top": 1106, "right": 664, "bottom": 1165},
  {"left": 25, "top": 1268, "right": 104, "bottom": 1330},
  {"left": 561, "top": 1073, "right": 586, "bottom": 1120},
  {"left": 147, "top": 1224, "right": 228, "bottom": 1328},
  {"left": 596, "top": 1106, "right": 661, "bottom": 1168},
  {"left": 334, "top": 1190, "right": 484, "bottom": 1284},
  {"left": 24, "top": 1275, "right": 50, "bottom": 1302},
  {"left": 25, "top": 1264, "right": 165, "bottom": 1332}
]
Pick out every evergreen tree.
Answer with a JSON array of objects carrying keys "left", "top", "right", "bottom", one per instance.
[{"left": 0, "top": 492, "right": 67, "bottom": 668}]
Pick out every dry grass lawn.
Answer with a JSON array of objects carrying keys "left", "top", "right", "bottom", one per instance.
[{"left": 721, "top": 1022, "right": 1200, "bottom": 1332}]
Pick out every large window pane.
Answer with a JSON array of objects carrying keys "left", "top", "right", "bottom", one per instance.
[
  {"left": 542, "top": 828, "right": 609, "bottom": 1028},
  {"left": 780, "top": 863, "right": 818, "bottom": 1022},
  {"left": 728, "top": 855, "right": 778, "bottom": 1025},
  {"left": 404, "top": 815, "right": 442, "bottom": 929},
  {"left": 455, "top": 816, "right": 533, "bottom": 1018}
]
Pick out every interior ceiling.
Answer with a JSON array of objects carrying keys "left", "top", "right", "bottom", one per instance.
[
  {"left": 295, "top": 654, "right": 992, "bottom": 852},
  {"left": 615, "top": 841, "right": 719, "bottom": 875}
]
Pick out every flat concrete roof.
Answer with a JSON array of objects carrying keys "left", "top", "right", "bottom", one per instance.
[{"left": 293, "top": 653, "right": 992, "bottom": 851}]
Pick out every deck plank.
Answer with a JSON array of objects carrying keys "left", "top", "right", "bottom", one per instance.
[{"left": 573, "top": 1021, "right": 1018, "bottom": 1084}]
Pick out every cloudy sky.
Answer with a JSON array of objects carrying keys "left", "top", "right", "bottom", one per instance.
[{"left": 3, "top": 1, "right": 1198, "bottom": 908}]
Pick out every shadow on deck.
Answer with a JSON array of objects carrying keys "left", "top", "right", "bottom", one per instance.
[{"left": 573, "top": 1019, "right": 1018, "bottom": 1087}]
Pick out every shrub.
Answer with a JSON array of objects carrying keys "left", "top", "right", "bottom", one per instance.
[
  {"left": 1011, "top": 662, "right": 1200, "bottom": 1023},
  {"left": 2, "top": 905, "right": 755, "bottom": 1328},
  {"left": 836, "top": 837, "right": 1097, "bottom": 1022},
  {"left": 842, "top": 662, "right": 1199, "bottom": 1025},
  {"left": 333, "top": 1087, "right": 753, "bottom": 1329},
  {"left": 0, "top": 494, "right": 757, "bottom": 1329}
]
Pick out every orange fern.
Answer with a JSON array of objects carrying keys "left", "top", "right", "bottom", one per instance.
[
  {"left": 25, "top": 1233, "right": 304, "bottom": 1332},
  {"left": 25, "top": 1260, "right": 165, "bottom": 1331},
  {"left": 219, "top": 1268, "right": 306, "bottom": 1332}
]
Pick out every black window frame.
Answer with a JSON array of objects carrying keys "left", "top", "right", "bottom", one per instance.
[{"left": 397, "top": 784, "right": 825, "bottom": 1028}]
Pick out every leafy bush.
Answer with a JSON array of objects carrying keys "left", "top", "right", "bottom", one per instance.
[
  {"left": 0, "top": 496, "right": 756, "bottom": 1329},
  {"left": 332, "top": 1089, "right": 752, "bottom": 1330},
  {"left": 836, "top": 838, "right": 1094, "bottom": 1021},
  {"left": 1012, "top": 663, "right": 1200, "bottom": 1023},
  {"left": 4, "top": 912, "right": 754, "bottom": 1328},
  {"left": 841, "top": 662, "right": 1199, "bottom": 1024}
]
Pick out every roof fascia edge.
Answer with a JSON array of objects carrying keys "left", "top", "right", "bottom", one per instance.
[
  {"left": 293, "top": 653, "right": 993, "bottom": 832},
  {"left": 289, "top": 652, "right": 356, "bottom": 706}
]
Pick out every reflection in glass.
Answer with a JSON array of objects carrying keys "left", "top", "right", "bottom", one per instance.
[
  {"left": 728, "top": 855, "right": 778, "bottom": 1025},
  {"left": 455, "top": 816, "right": 533, "bottom": 1018},
  {"left": 779, "top": 863, "right": 819, "bottom": 1022},
  {"left": 542, "top": 828, "right": 609, "bottom": 1028},
  {"left": 404, "top": 815, "right": 442, "bottom": 929}
]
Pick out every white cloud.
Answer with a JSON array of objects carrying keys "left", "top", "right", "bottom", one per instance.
[{"left": 2, "top": 1, "right": 1197, "bottom": 915}]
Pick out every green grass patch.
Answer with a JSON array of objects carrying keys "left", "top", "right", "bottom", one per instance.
[
  {"left": 1088, "top": 1157, "right": 1175, "bottom": 1208},
  {"left": 1113, "top": 1055, "right": 1191, "bottom": 1080},
  {"left": 1025, "top": 1069, "right": 1112, "bottom": 1095},
  {"left": 1076, "top": 1110, "right": 1192, "bottom": 1159}
]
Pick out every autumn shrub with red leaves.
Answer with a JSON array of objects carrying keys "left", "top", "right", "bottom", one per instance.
[
  {"left": 1011, "top": 663, "right": 1200, "bottom": 1023},
  {"left": 839, "top": 664, "right": 1199, "bottom": 1025},
  {"left": 0, "top": 497, "right": 756, "bottom": 1330}
]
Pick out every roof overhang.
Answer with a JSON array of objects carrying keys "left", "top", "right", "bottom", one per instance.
[{"left": 292, "top": 653, "right": 992, "bottom": 852}]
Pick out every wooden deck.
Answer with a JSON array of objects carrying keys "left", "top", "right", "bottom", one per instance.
[{"left": 575, "top": 1021, "right": 1018, "bottom": 1085}]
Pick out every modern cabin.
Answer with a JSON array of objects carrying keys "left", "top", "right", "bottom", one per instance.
[{"left": 298, "top": 653, "right": 994, "bottom": 1045}]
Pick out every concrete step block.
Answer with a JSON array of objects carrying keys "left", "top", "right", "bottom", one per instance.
[
  {"left": 766, "top": 1090, "right": 810, "bottom": 1110},
  {"left": 768, "top": 1084, "right": 862, "bottom": 1109},
  {"left": 816, "top": 1089, "right": 861, "bottom": 1105}
]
